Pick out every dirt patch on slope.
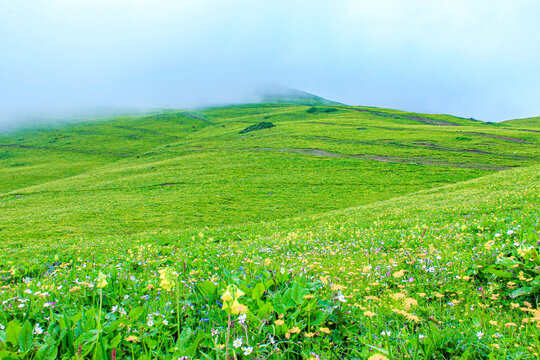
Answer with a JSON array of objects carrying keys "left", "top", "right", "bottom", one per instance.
[
  {"left": 464, "top": 132, "right": 530, "bottom": 144},
  {"left": 349, "top": 108, "right": 461, "bottom": 126}
]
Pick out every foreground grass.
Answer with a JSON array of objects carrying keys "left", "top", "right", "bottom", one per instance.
[{"left": 0, "top": 164, "right": 538, "bottom": 359}]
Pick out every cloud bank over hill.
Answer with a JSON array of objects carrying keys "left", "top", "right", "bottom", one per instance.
[{"left": 1, "top": 0, "right": 539, "bottom": 128}]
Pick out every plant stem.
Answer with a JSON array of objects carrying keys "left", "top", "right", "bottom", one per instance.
[{"left": 225, "top": 313, "right": 231, "bottom": 360}]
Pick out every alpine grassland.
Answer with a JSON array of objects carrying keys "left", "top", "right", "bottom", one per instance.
[{"left": 1, "top": 97, "right": 539, "bottom": 359}]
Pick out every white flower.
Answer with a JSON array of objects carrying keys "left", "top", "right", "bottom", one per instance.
[
  {"left": 335, "top": 292, "right": 347, "bottom": 303},
  {"left": 506, "top": 229, "right": 515, "bottom": 235},
  {"left": 238, "top": 314, "right": 247, "bottom": 325},
  {"left": 242, "top": 346, "right": 253, "bottom": 356},
  {"left": 111, "top": 305, "right": 118, "bottom": 313},
  {"left": 476, "top": 331, "right": 484, "bottom": 339},
  {"left": 233, "top": 337, "right": 243, "bottom": 348},
  {"left": 33, "top": 324, "right": 43, "bottom": 335},
  {"left": 380, "top": 330, "right": 391, "bottom": 336},
  {"left": 147, "top": 318, "right": 154, "bottom": 327},
  {"left": 494, "top": 233, "right": 501, "bottom": 238},
  {"left": 0, "top": 323, "right": 4, "bottom": 330},
  {"left": 24, "top": 289, "right": 32, "bottom": 294},
  {"left": 119, "top": 307, "right": 127, "bottom": 316},
  {"left": 419, "top": 334, "right": 426, "bottom": 339},
  {"left": 162, "top": 319, "right": 168, "bottom": 326}
]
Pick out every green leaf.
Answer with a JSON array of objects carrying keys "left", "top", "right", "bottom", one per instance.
[
  {"left": 252, "top": 283, "right": 266, "bottom": 300},
  {"left": 144, "top": 337, "right": 157, "bottom": 349},
  {"left": 6, "top": 321, "right": 21, "bottom": 346},
  {"left": 178, "top": 331, "right": 205, "bottom": 357},
  {"left": 256, "top": 301, "right": 273, "bottom": 318},
  {"left": 129, "top": 306, "right": 144, "bottom": 323},
  {"left": 18, "top": 321, "right": 33, "bottom": 353},
  {"left": 176, "top": 327, "right": 192, "bottom": 352},
  {"left": 510, "top": 286, "right": 533, "bottom": 298},
  {"left": 197, "top": 281, "right": 218, "bottom": 298},
  {"left": 36, "top": 343, "right": 58, "bottom": 360},
  {"left": 289, "top": 281, "right": 308, "bottom": 305}
]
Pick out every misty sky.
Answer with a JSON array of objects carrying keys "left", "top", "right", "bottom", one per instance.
[{"left": 1, "top": 0, "right": 539, "bottom": 127}]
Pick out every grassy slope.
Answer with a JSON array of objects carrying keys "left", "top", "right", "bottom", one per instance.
[
  {"left": 502, "top": 115, "right": 540, "bottom": 129},
  {"left": 1, "top": 104, "right": 539, "bottom": 242}
]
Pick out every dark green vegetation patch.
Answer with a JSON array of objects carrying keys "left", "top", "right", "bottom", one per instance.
[{"left": 239, "top": 121, "right": 275, "bottom": 134}]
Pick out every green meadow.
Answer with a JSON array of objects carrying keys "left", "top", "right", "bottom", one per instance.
[{"left": 0, "top": 97, "right": 539, "bottom": 359}]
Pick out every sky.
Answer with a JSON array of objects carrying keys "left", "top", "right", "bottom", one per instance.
[{"left": 1, "top": 0, "right": 539, "bottom": 128}]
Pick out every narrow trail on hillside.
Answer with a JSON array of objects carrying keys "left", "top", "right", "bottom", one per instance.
[
  {"left": 254, "top": 147, "right": 511, "bottom": 171},
  {"left": 349, "top": 108, "right": 461, "bottom": 126}
]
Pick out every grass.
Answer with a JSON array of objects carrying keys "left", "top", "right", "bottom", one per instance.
[{"left": 0, "top": 98, "right": 539, "bottom": 359}]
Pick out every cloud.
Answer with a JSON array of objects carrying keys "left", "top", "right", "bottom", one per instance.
[{"left": 0, "top": 0, "right": 539, "bottom": 128}]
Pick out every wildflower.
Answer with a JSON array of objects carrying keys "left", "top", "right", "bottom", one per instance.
[
  {"left": 221, "top": 285, "right": 247, "bottom": 315},
  {"left": 368, "top": 354, "right": 389, "bottom": 360},
  {"left": 335, "top": 292, "right": 347, "bottom": 303},
  {"left": 476, "top": 331, "right": 484, "bottom": 340},
  {"left": 33, "top": 324, "right": 43, "bottom": 335},
  {"left": 380, "top": 330, "right": 391, "bottom": 336},
  {"left": 242, "top": 347, "right": 253, "bottom": 356},
  {"left": 237, "top": 314, "right": 247, "bottom": 325},
  {"left": 96, "top": 272, "right": 108, "bottom": 289},
  {"left": 330, "top": 284, "right": 346, "bottom": 291},
  {"left": 392, "top": 270, "right": 406, "bottom": 278},
  {"left": 363, "top": 311, "right": 376, "bottom": 318},
  {"left": 125, "top": 335, "right": 140, "bottom": 343},
  {"left": 233, "top": 337, "right": 243, "bottom": 348},
  {"left": 158, "top": 268, "right": 177, "bottom": 292},
  {"left": 319, "top": 327, "right": 331, "bottom": 334},
  {"left": 289, "top": 326, "right": 301, "bottom": 333}
]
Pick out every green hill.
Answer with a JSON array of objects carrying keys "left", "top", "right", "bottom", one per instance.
[
  {"left": 502, "top": 115, "right": 540, "bottom": 129},
  {"left": 0, "top": 97, "right": 539, "bottom": 359},
  {"left": 1, "top": 102, "right": 539, "bottom": 241}
]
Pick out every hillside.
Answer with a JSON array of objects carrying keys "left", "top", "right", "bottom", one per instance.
[
  {"left": 502, "top": 115, "right": 540, "bottom": 130},
  {"left": 1, "top": 101, "right": 539, "bottom": 242}
]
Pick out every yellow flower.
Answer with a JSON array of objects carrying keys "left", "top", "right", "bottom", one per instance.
[
  {"left": 319, "top": 327, "right": 331, "bottom": 334},
  {"left": 158, "top": 268, "right": 177, "bottom": 292},
  {"left": 368, "top": 354, "right": 389, "bottom": 360},
  {"left": 220, "top": 288, "right": 233, "bottom": 302},
  {"left": 125, "top": 335, "right": 140, "bottom": 343},
  {"left": 392, "top": 270, "right": 406, "bottom": 278},
  {"left": 363, "top": 311, "right": 376, "bottom": 318},
  {"left": 289, "top": 326, "right": 301, "bottom": 333},
  {"left": 221, "top": 285, "right": 247, "bottom": 315},
  {"left": 275, "top": 319, "right": 285, "bottom": 326},
  {"left": 96, "top": 271, "right": 108, "bottom": 289}
]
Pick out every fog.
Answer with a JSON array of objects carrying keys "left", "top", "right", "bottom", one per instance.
[{"left": 1, "top": 0, "right": 539, "bottom": 130}]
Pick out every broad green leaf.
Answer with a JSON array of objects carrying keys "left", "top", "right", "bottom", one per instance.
[
  {"left": 197, "top": 281, "right": 218, "bottom": 298},
  {"left": 18, "top": 321, "right": 33, "bottom": 353},
  {"left": 6, "top": 321, "right": 21, "bottom": 346},
  {"left": 510, "top": 286, "right": 533, "bottom": 298},
  {"left": 36, "top": 343, "right": 58, "bottom": 360},
  {"left": 176, "top": 327, "right": 192, "bottom": 352},
  {"left": 252, "top": 283, "right": 265, "bottom": 300},
  {"left": 129, "top": 306, "right": 144, "bottom": 323}
]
